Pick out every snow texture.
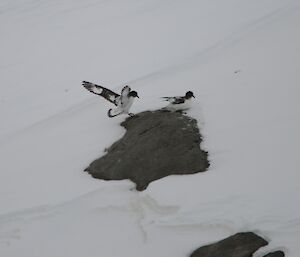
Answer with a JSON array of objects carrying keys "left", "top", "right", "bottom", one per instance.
[{"left": 1, "top": 0, "right": 300, "bottom": 257}]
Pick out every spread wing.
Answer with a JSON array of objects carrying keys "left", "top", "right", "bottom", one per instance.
[
  {"left": 82, "top": 81, "right": 120, "bottom": 106},
  {"left": 121, "top": 85, "right": 131, "bottom": 97},
  {"left": 119, "top": 85, "right": 131, "bottom": 106},
  {"left": 161, "top": 96, "right": 185, "bottom": 104}
]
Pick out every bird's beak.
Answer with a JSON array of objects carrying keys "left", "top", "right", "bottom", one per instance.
[{"left": 193, "top": 95, "right": 195, "bottom": 98}]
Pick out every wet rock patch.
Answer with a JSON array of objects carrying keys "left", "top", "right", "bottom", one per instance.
[
  {"left": 189, "top": 232, "right": 285, "bottom": 257},
  {"left": 263, "top": 251, "right": 285, "bottom": 257},
  {"left": 84, "top": 110, "right": 209, "bottom": 190}
]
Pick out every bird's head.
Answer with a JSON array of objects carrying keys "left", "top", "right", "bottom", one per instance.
[
  {"left": 129, "top": 91, "right": 139, "bottom": 98},
  {"left": 186, "top": 91, "right": 195, "bottom": 99}
]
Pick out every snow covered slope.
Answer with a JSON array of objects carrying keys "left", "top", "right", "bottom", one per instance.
[{"left": 1, "top": 0, "right": 300, "bottom": 256}]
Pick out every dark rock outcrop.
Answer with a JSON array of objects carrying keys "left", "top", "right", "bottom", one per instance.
[
  {"left": 190, "top": 232, "right": 268, "bottom": 257},
  {"left": 263, "top": 251, "right": 285, "bottom": 257},
  {"left": 85, "top": 110, "right": 209, "bottom": 190}
]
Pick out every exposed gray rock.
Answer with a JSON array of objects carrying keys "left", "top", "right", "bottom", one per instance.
[
  {"left": 190, "top": 232, "right": 268, "bottom": 257},
  {"left": 263, "top": 251, "right": 285, "bottom": 257},
  {"left": 85, "top": 110, "right": 209, "bottom": 190}
]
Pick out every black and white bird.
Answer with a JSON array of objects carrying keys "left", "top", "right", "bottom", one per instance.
[
  {"left": 161, "top": 91, "right": 195, "bottom": 111},
  {"left": 82, "top": 81, "right": 139, "bottom": 117}
]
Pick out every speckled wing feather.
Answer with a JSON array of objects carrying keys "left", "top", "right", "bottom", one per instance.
[
  {"left": 119, "top": 85, "right": 131, "bottom": 105},
  {"left": 161, "top": 96, "right": 185, "bottom": 104},
  {"left": 121, "top": 85, "right": 131, "bottom": 97},
  {"left": 82, "top": 81, "right": 120, "bottom": 106}
]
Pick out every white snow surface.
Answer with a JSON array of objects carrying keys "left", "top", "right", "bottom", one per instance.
[{"left": 1, "top": 0, "right": 300, "bottom": 256}]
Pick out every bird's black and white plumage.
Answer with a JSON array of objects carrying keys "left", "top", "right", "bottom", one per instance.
[
  {"left": 161, "top": 91, "right": 195, "bottom": 111},
  {"left": 82, "top": 81, "right": 139, "bottom": 117}
]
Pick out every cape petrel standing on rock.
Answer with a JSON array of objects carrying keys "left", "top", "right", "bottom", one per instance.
[
  {"left": 161, "top": 91, "right": 195, "bottom": 111},
  {"left": 82, "top": 81, "right": 139, "bottom": 117}
]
